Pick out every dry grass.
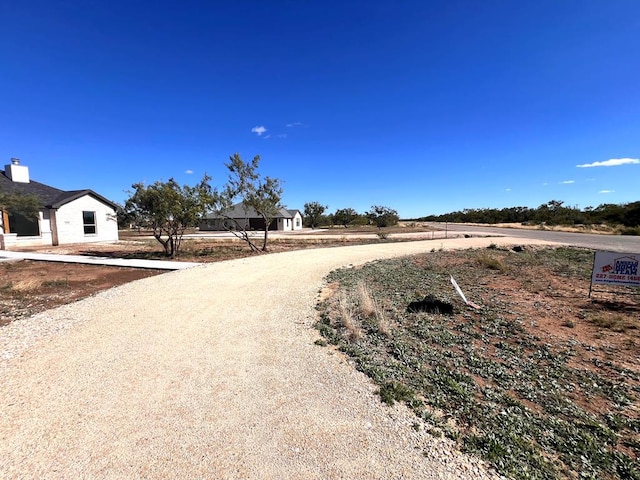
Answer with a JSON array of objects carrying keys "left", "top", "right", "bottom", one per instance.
[
  {"left": 1, "top": 277, "right": 70, "bottom": 295},
  {"left": 338, "top": 292, "right": 362, "bottom": 341},
  {"left": 374, "top": 303, "right": 391, "bottom": 337},
  {"left": 357, "top": 282, "right": 376, "bottom": 317},
  {"left": 356, "top": 282, "right": 391, "bottom": 337},
  {"left": 488, "top": 222, "right": 618, "bottom": 234},
  {"left": 589, "top": 313, "right": 637, "bottom": 333},
  {"left": 476, "top": 252, "right": 506, "bottom": 271},
  {"left": 10, "top": 278, "right": 42, "bottom": 292}
]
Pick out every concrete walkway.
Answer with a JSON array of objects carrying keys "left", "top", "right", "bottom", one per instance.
[{"left": 0, "top": 250, "right": 201, "bottom": 270}]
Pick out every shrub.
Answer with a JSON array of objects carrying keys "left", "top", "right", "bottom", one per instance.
[
  {"left": 378, "top": 381, "right": 415, "bottom": 405},
  {"left": 476, "top": 252, "right": 506, "bottom": 271},
  {"left": 619, "top": 226, "right": 640, "bottom": 236}
]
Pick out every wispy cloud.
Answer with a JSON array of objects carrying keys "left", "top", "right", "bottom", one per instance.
[
  {"left": 286, "top": 122, "right": 302, "bottom": 127},
  {"left": 251, "top": 126, "right": 267, "bottom": 136},
  {"left": 185, "top": 169, "right": 193, "bottom": 174},
  {"left": 599, "top": 190, "right": 615, "bottom": 194},
  {"left": 576, "top": 158, "right": 639, "bottom": 168},
  {"left": 561, "top": 180, "right": 575, "bottom": 184},
  {"left": 263, "top": 133, "right": 287, "bottom": 140},
  {"left": 505, "top": 188, "right": 511, "bottom": 192}
]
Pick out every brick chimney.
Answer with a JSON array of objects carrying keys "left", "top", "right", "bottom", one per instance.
[{"left": 4, "top": 158, "right": 30, "bottom": 183}]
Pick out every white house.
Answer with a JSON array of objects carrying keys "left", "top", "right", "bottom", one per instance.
[
  {"left": 0, "top": 158, "right": 119, "bottom": 250},
  {"left": 200, "top": 202, "right": 303, "bottom": 232}
]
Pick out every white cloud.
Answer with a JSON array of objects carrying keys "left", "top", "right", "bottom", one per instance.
[
  {"left": 561, "top": 180, "right": 575, "bottom": 184},
  {"left": 286, "top": 122, "right": 302, "bottom": 127},
  {"left": 185, "top": 169, "right": 193, "bottom": 174},
  {"left": 576, "top": 158, "right": 639, "bottom": 168},
  {"left": 263, "top": 133, "right": 287, "bottom": 140},
  {"left": 505, "top": 188, "right": 511, "bottom": 192},
  {"left": 251, "top": 126, "right": 267, "bottom": 136},
  {"left": 599, "top": 190, "right": 615, "bottom": 194},
  {"left": 542, "top": 182, "right": 548, "bottom": 186}
]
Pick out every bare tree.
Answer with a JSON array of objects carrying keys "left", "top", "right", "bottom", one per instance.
[{"left": 214, "top": 153, "right": 283, "bottom": 252}]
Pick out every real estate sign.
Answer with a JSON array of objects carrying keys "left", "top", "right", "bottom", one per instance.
[{"left": 591, "top": 251, "right": 640, "bottom": 288}]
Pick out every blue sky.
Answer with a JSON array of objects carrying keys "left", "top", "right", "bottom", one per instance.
[{"left": 2, "top": 1, "right": 639, "bottom": 217}]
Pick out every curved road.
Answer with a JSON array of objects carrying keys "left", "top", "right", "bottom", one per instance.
[{"left": 428, "top": 223, "right": 640, "bottom": 252}]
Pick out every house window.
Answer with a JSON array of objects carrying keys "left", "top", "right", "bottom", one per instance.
[
  {"left": 296, "top": 218, "right": 301, "bottom": 227},
  {"left": 83, "top": 211, "right": 96, "bottom": 235},
  {"left": 7, "top": 212, "right": 40, "bottom": 236}
]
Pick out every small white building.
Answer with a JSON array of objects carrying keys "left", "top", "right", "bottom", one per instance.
[{"left": 0, "top": 158, "right": 119, "bottom": 250}]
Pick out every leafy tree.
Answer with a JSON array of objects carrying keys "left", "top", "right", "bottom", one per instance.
[
  {"left": 366, "top": 205, "right": 399, "bottom": 228},
  {"left": 322, "top": 212, "right": 334, "bottom": 226},
  {"left": 114, "top": 203, "right": 137, "bottom": 230},
  {"left": 624, "top": 201, "right": 640, "bottom": 227},
  {"left": 124, "top": 176, "right": 212, "bottom": 258},
  {"left": 0, "top": 192, "right": 40, "bottom": 234},
  {"left": 333, "top": 207, "right": 358, "bottom": 228},
  {"left": 303, "top": 201, "right": 327, "bottom": 229},
  {"left": 592, "top": 203, "right": 626, "bottom": 225},
  {"left": 215, "top": 153, "right": 283, "bottom": 252}
]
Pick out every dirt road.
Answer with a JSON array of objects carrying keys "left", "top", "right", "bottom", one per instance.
[{"left": 0, "top": 237, "right": 555, "bottom": 479}]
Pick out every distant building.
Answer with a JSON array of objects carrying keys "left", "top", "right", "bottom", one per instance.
[
  {"left": 200, "top": 202, "right": 303, "bottom": 231},
  {"left": 0, "top": 158, "right": 119, "bottom": 250}
]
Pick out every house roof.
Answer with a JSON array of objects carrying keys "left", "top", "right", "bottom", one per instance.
[
  {"left": 205, "top": 202, "right": 300, "bottom": 220},
  {"left": 0, "top": 169, "right": 118, "bottom": 210}
]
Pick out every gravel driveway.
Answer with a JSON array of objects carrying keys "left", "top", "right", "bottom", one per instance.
[{"left": 1, "top": 237, "right": 556, "bottom": 479}]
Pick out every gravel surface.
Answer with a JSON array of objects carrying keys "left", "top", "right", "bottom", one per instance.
[{"left": 0, "top": 237, "right": 556, "bottom": 479}]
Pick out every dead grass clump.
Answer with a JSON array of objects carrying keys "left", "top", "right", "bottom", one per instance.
[
  {"left": 356, "top": 282, "right": 391, "bottom": 336},
  {"left": 374, "top": 303, "right": 391, "bottom": 337},
  {"left": 11, "top": 278, "right": 42, "bottom": 292},
  {"left": 589, "top": 314, "right": 637, "bottom": 333},
  {"left": 476, "top": 252, "right": 506, "bottom": 271},
  {"left": 357, "top": 282, "right": 376, "bottom": 317},
  {"left": 42, "top": 279, "right": 70, "bottom": 288},
  {"left": 338, "top": 292, "right": 362, "bottom": 341}
]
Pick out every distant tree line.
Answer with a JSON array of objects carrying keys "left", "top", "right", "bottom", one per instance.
[
  {"left": 303, "top": 203, "right": 399, "bottom": 229},
  {"left": 413, "top": 200, "right": 640, "bottom": 231}
]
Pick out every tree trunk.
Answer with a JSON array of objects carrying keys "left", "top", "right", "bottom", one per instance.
[
  {"left": 225, "top": 217, "right": 261, "bottom": 253},
  {"left": 154, "top": 232, "right": 172, "bottom": 257},
  {"left": 261, "top": 224, "right": 269, "bottom": 251},
  {"left": 261, "top": 214, "right": 270, "bottom": 251}
]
